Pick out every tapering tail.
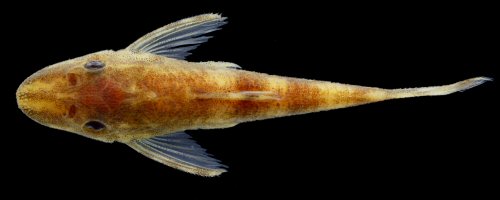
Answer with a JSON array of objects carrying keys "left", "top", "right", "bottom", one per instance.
[{"left": 387, "top": 77, "right": 492, "bottom": 99}]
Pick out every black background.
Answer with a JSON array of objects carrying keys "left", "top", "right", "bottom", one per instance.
[{"left": 6, "top": 1, "right": 498, "bottom": 198}]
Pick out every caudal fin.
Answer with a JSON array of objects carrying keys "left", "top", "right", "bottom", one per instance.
[{"left": 388, "top": 77, "right": 492, "bottom": 99}]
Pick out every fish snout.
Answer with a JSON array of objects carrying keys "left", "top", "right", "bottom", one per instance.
[{"left": 16, "top": 73, "right": 69, "bottom": 127}]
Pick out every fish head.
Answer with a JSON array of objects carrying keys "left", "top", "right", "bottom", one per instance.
[{"left": 16, "top": 50, "right": 137, "bottom": 143}]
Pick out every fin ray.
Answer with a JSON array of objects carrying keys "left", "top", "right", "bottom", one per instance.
[{"left": 126, "top": 14, "right": 226, "bottom": 60}]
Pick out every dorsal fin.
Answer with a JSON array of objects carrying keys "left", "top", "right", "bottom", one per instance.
[{"left": 126, "top": 14, "right": 227, "bottom": 60}]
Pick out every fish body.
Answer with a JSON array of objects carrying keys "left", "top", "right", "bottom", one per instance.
[{"left": 16, "top": 14, "right": 490, "bottom": 176}]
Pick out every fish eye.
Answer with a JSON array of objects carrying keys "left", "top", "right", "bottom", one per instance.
[
  {"left": 84, "top": 60, "right": 105, "bottom": 72},
  {"left": 83, "top": 120, "right": 106, "bottom": 132}
]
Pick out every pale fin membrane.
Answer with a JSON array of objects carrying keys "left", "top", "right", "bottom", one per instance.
[
  {"left": 388, "top": 77, "right": 492, "bottom": 99},
  {"left": 199, "top": 61, "right": 242, "bottom": 69}
]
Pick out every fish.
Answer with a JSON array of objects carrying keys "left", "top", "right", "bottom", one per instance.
[{"left": 16, "top": 13, "right": 491, "bottom": 177}]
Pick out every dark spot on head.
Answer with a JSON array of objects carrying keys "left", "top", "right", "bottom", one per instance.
[
  {"left": 84, "top": 60, "right": 105, "bottom": 72},
  {"left": 67, "top": 105, "right": 76, "bottom": 118},
  {"left": 67, "top": 73, "right": 77, "bottom": 86},
  {"left": 84, "top": 120, "right": 106, "bottom": 131}
]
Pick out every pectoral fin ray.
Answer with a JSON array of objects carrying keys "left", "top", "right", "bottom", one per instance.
[{"left": 126, "top": 132, "right": 227, "bottom": 177}]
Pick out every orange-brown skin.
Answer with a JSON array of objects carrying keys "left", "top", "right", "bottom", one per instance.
[{"left": 16, "top": 50, "right": 388, "bottom": 143}]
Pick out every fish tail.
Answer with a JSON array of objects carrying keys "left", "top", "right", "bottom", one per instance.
[{"left": 386, "top": 77, "right": 492, "bottom": 99}]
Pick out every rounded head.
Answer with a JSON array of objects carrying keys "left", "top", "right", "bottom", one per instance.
[{"left": 16, "top": 50, "right": 154, "bottom": 142}]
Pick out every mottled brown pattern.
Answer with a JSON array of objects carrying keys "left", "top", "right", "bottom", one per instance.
[
  {"left": 229, "top": 73, "right": 269, "bottom": 119},
  {"left": 235, "top": 73, "right": 266, "bottom": 91},
  {"left": 17, "top": 49, "right": 486, "bottom": 144},
  {"left": 79, "top": 78, "right": 126, "bottom": 113},
  {"left": 284, "top": 79, "right": 322, "bottom": 113}
]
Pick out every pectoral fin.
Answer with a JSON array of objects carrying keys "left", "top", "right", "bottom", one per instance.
[
  {"left": 196, "top": 91, "right": 281, "bottom": 101},
  {"left": 126, "top": 132, "right": 226, "bottom": 177},
  {"left": 126, "top": 14, "right": 227, "bottom": 60}
]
